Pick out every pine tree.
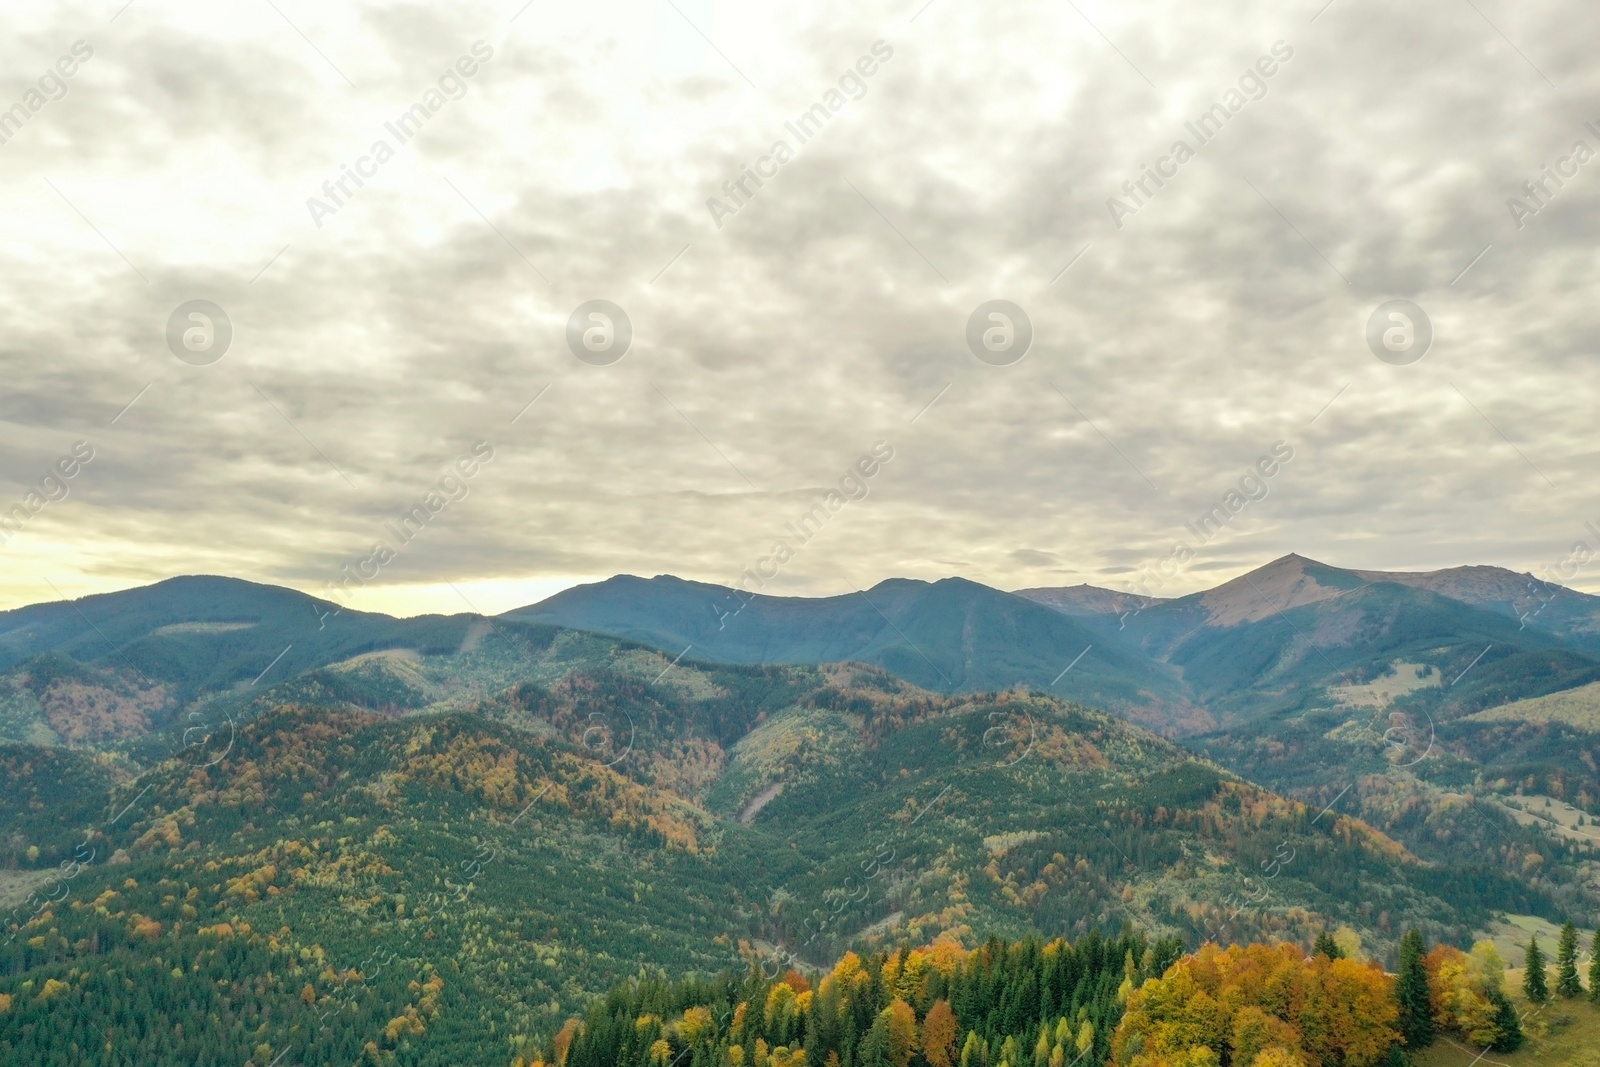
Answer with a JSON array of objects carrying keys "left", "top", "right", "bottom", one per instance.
[
  {"left": 1313, "top": 931, "right": 1342, "bottom": 960},
  {"left": 1556, "top": 922, "right": 1582, "bottom": 998},
  {"left": 1487, "top": 989, "right": 1524, "bottom": 1053},
  {"left": 1396, "top": 928, "right": 1434, "bottom": 1049},
  {"left": 1590, "top": 928, "right": 1600, "bottom": 1004},
  {"left": 1522, "top": 935, "right": 1548, "bottom": 1004}
]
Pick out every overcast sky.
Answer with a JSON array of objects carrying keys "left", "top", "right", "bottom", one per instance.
[{"left": 1, "top": 0, "right": 1596, "bottom": 616}]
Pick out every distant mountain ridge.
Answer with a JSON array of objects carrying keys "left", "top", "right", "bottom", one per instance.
[
  {"left": 1018, "top": 553, "right": 1600, "bottom": 643},
  {"left": 505, "top": 574, "right": 1188, "bottom": 721},
  {"left": 5, "top": 555, "right": 1598, "bottom": 743}
]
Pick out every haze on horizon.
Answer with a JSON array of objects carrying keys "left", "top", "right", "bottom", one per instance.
[{"left": 1, "top": 0, "right": 1597, "bottom": 619}]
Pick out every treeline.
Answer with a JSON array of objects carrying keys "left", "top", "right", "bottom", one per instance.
[
  {"left": 1115, "top": 928, "right": 1530, "bottom": 1067},
  {"left": 523, "top": 931, "right": 1185, "bottom": 1067},
  {"left": 533, "top": 926, "right": 1567, "bottom": 1067}
]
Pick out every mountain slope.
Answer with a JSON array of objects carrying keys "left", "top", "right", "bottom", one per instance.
[
  {"left": 507, "top": 575, "right": 1188, "bottom": 721},
  {"left": 1020, "top": 555, "right": 1600, "bottom": 916},
  {"left": 0, "top": 612, "right": 1555, "bottom": 1066},
  {"left": 0, "top": 575, "right": 476, "bottom": 701},
  {"left": 1020, "top": 554, "right": 1600, "bottom": 723}
]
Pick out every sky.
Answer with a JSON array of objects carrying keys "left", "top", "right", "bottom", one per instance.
[{"left": 0, "top": 0, "right": 1596, "bottom": 618}]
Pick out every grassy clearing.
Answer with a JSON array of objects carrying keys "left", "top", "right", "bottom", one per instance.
[
  {"left": 1329, "top": 661, "right": 1441, "bottom": 709},
  {"left": 1469, "top": 681, "right": 1600, "bottom": 731},
  {"left": 1414, "top": 986, "right": 1600, "bottom": 1066}
]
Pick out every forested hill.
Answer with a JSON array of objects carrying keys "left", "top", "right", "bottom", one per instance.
[{"left": 0, "top": 618, "right": 1555, "bottom": 1066}]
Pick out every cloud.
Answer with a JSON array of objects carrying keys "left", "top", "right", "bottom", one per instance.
[{"left": 0, "top": 0, "right": 1596, "bottom": 614}]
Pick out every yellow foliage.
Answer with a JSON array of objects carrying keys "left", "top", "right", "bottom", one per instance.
[
  {"left": 1115, "top": 943, "right": 1398, "bottom": 1067},
  {"left": 680, "top": 1005, "right": 715, "bottom": 1044},
  {"left": 384, "top": 1008, "right": 426, "bottom": 1042}
]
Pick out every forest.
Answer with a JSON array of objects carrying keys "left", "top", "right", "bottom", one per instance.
[{"left": 519, "top": 925, "right": 1579, "bottom": 1067}]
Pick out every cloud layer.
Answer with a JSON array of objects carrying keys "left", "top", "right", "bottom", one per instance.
[{"left": 1, "top": 0, "right": 1596, "bottom": 615}]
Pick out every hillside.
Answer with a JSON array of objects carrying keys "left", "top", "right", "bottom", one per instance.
[
  {"left": 1469, "top": 680, "right": 1600, "bottom": 730},
  {"left": 0, "top": 613, "right": 1554, "bottom": 1065}
]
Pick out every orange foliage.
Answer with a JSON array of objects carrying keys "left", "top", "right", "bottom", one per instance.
[
  {"left": 1113, "top": 942, "right": 1398, "bottom": 1067},
  {"left": 922, "top": 999, "right": 959, "bottom": 1067},
  {"left": 553, "top": 1018, "right": 582, "bottom": 1065}
]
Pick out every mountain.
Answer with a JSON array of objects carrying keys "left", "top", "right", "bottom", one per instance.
[
  {"left": 1018, "top": 554, "right": 1600, "bottom": 724},
  {"left": 0, "top": 622, "right": 1549, "bottom": 1065},
  {"left": 0, "top": 562, "right": 1594, "bottom": 1063},
  {"left": 1018, "top": 555, "right": 1600, "bottom": 930},
  {"left": 0, "top": 575, "right": 484, "bottom": 751},
  {"left": 507, "top": 574, "right": 1191, "bottom": 724},
  {"left": 0, "top": 574, "right": 475, "bottom": 697}
]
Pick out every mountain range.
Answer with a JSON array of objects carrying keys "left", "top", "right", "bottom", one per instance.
[
  {"left": 516, "top": 554, "right": 1600, "bottom": 734},
  {"left": 1, "top": 555, "right": 1597, "bottom": 1064}
]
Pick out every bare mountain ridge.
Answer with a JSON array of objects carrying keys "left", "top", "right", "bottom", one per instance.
[{"left": 1019, "top": 553, "right": 1600, "bottom": 635}]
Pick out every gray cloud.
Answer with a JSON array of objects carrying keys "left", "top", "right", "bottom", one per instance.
[{"left": 0, "top": 0, "right": 1595, "bottom": 614}]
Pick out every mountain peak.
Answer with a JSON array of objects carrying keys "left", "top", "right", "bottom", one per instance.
[{"left": 1193, "top": 554, "right": 1365, "bottom": 625}]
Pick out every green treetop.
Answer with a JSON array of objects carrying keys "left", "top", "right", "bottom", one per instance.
[
  {"left": 1523, "top": 934, "right": 1549, "bottom": 1004},
  {"left": 1396, "top": 928, "right": 1434, "bottom": 1048},
  {"left": 1556, "top": 921, "right": 1583, "bottom": 998}
]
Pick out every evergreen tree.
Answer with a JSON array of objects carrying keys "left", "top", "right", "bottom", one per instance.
[
  {"left": 856, "top": 1012, "right": 891, "bottom": 1067},
  {"left": 1522, "top": 935, "right": 1548, "bottom": 1004},
  {"left": 1555, "top": 922, "right": 1582, "bottom": 998},
  {"left": 1395, "top": 928, "right": 1434, "bottom": 1049},
  {"left": 1590, "top": 928, "right": 1600, "bottom": 1004},
  {"left": 1487, "top": 989, "right": 1524, "bottom": 1052},
  {"left": 959, "top": 1030, "right": 984, "bottom": 1067},
  {"left": 1312, "top": 930, "right": 1342, "bottom": 960}
]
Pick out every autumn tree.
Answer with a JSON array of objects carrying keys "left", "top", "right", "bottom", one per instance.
[
  {"left": 1423, "top": 944, "right": 1523, "bottom": 1052},
  {"left": 883, "top": 999, "right": 918, "bottom": 1067},
  {"left": 923, "top": 1000, "right": 959, "bottom": 1067},
  {"left": 1112, "top": 942, "right": 1398, "bottom": 1067}
]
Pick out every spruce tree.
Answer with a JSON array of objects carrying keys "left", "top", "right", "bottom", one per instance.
[
  {"left": 1590, "top": 928, "right": 1600, "bottom": 1003},
  {"left": 1487, "top": 989, "right": 1524, "bottom": 1052},
  {"left": 856, "top": 1013, "right": 891, "bottom": 1067},
  {"left": 1396, "top": 928, "right": 1434, "bottom": 1048},
  {"left": 1313, "top": 931, "right": 1342, "bottom": 960},
  {"left": 1523, "top": 935, "right": 1549, "bottom": 1004},
  {"left": 1556, "top": 921, "right": 1582, "bottom": 997}
]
